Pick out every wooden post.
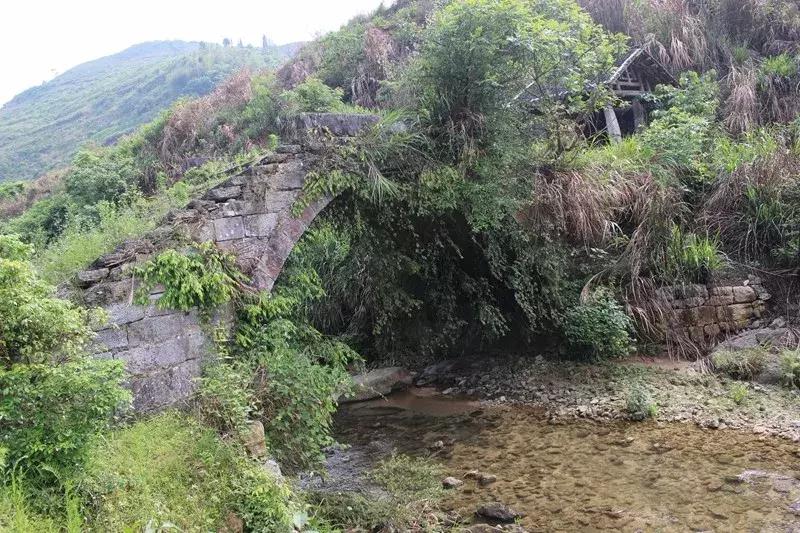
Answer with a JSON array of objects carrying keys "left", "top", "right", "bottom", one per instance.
[
  {"left": 604, "top": 105, "right": 622, "bottom": 144},
  {"left": 632, "top": 99, "right": 646, "bottom": 132}
]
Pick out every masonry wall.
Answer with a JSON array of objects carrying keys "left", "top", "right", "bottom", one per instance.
[{"left": 660, "top": 275, "right": 771, "bottom": 346}]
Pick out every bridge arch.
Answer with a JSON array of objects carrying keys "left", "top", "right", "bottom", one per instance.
[{"left": 77, "top": 113, "right": 377, "bottom": 411}]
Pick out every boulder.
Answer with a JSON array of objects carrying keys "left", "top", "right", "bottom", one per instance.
[
  {"left": 443, "top": 476, "right": 464, "bottom": 489},
  {"left": 476, "top": 502, "right": 525, "bottom": 523},
  {"left": 243, "top": 420, "right": 267, "bottom": 458},
  {"left": 341, "top": 367, "right": 413, "bottom": 402}
]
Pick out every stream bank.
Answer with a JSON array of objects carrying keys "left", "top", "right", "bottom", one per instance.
[{"left": 412, "top": 354, "right": 800, "bottom": 441}]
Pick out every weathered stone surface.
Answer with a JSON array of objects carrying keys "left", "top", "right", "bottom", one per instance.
[
  {"left": 674, "top": 284, "right": 708, "bottom": 299},
  {"left": 244, "top": 213, "right": 278, "bottom": 237},
  {"left": 95, "top": 327, "right": 128, "bottom": 351},
  {"left": 733, "top": 286, "right": 757, "bottom": 303},
  {"left": 77, "top": 268, "right": 110, "bottom": 287},
  {"left": 205, "top": 185, "right": 242, "bottom": 202},
  {"left": 213, "top": 216, "right": 246, "bottom": 241},
  {"left": 476, "top": 502, "right": 525, "bottom": 523},
  {"left": 285, "top": 112, "right": 379, "bottom": 138},
  {"left": 106, "top": 303, "right": 145, "bottom": 325},
  {"left": 120, "top": 333, "right": 206, "bottom": 375},
  {"left": 129, "top": 358, "right": 202, "bottom": 412},
  {"left": 342, "top": 367, "right": 414, "bottom": 403},
  {"left": 127, "top": 314, "right": 198, "bottom": 346},
  {"left": 443, "top": 477, "right": 463, "bottom": 489},
  {"left": 243, "top": 420, "right": 268, "bottom": 458}
]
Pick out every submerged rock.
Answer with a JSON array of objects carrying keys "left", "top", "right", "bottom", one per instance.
[
  {"left": 476, "top": 502, "right": 525, "bottom": 523},
  {"left": 342, "top": 367, "right": 414, "bottom": 402}
]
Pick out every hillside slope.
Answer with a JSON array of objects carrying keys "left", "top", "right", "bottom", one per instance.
[{"left": 0, "top": 40, "right": 302, "bottom": 182}]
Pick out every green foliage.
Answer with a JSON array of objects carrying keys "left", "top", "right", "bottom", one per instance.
[
  {"left": 663, "top": 226, "right": 725, "bottom": 283},
  {"left": 135, "top": 242, "right": 246, "bottom": 313},
  {"left": 0, "top": 181, "right": 25, "bottom": 200},
  {"left": 64, "top": 148, "right": 136, "bottom": 207},
  {"left": 35, "top": 196, "right": 175, "bottom": 285},
  {"left": 0, "top": 235, "right": 98, "bottom": 366},
  {"left": 0, "top": 476, "right": 66, "bottom": 533},
  {"left": 310, "top": 453, "right": 444, "bottom": 530},
  {"left": 195, "top": 359, "right": 255, "bottom": 436},
  {"left": 283, "top": 77, "right": 348, "bottom": 113},
  {"left": 759, "top": 53, "right": 798, "bottom": 80},
  {"left": 779, "top": 349, "right": 800, "bottom": 389},
  {"left": 625, "top": 385, "right": 658, "bottom": 420},
  {"left": 563, "top": 289, "right": 634, "bottom": 359},
  {"left": 82, "top": 412, "right": 294, "bottom": 531},
  {"left": 0, "top": 358, "right": 130, "bottom": 483},
  {"left": 711, "top": 348, "right": 768, "bottom": 380},
  {"left": 642, "top": 72, "right": 720, "bottom": 179},
  {"left": 236, "top": 281, "right": 356, "bottom": 469},
  {"left": 729, "top": 382, "right": 750, "bottom": 405},
  {"left": 409, "top": 0, "right": 623, "bottom": 161}
]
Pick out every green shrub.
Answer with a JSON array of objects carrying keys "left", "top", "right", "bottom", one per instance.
[
  {"left": 83, "top": 412, "right": 295, "bottom": 532},
  {"left": 64, "top": 148, "right": 136, "bottom": 207},
  {"left": 711, "top": 348, "right": 768, "bottom": 380},
  {"left": 563, "top": 289, "right": 634, "bottom": 359},
  {"left": 729, "top": 382, "right": 750, "bottom": 405},
  {"left": 625, "top": 386, "right": 658, "bottom": 421},
  {"left": 0, "top": 235, "right": 99, "bottom": 366},
  {"left": 135, "top": 242, "right": 246, "bottom": 313},
  {"left": 195, "top": 360, "right": 254, "bottom": 436},
  {"left": 0, "top": 359, "right": 130, "bottom": 482},
  {"left": 282, "top": 77, "right": 348, "bottom": 113},
  {"left": 0, "top": 477, "right": 65, "bottom": 533},
  {"left": 779, "top": 349, "right": 800, "bottom": 389},
  {"left": 760, "top": 53, "right": 798, "bottom": 80}
]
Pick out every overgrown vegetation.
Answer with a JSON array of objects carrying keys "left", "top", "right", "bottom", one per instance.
[
  {"left": 3, "top": 0, "right": 800, "bottom": 529},
  {"left": 711, "top": 348, "right": 768, "bottom": 380}
]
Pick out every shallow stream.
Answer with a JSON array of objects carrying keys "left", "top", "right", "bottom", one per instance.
[{"left": 331, "top": 388, "right": 800, "bottom": 531}]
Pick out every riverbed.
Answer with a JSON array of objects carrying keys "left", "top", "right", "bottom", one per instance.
[{"left": 331, "top": 388, "right": 800, "bottom": 531}]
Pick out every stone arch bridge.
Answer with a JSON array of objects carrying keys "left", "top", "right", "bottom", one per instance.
[{"left": 77, "top": 113, "right": 378, "bottom": 411}]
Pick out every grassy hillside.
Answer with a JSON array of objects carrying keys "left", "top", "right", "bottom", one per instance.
[{"left": 0, "top": 40, "right": 301, "bottom": 182}]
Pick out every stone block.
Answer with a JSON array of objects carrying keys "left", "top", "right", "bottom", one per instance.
[
  {"left": 76, "top": 268, "right": 109, "bottom": 287},
  {"left": 707, "top": 293, "right": 735, "bottom": 306},
  {"left": 119, "top": 332, "right": 206, "bottom": 375},
  {"left": 220, "top": 200, "right": 257, "bottom": 217},
  {"left": 732, "top": 286, "right": 757, "bottom": 304},
  {"left": 95, "top": 327, "right": 128, "bottom": 351},
  {"left": 688, "top": 327, "right": 706, "bottom": 343},
  {"left": 205, "top": 186, "right": 242, "bottom": 202},
  {"left": 106, "top": 303, "right": 146, "bottom": 325},
  {"left": 213, "top": 216, "right": 245, "bottom": 241},
  {"left": 127, "top": 314, "right": 199, "bottom": 347},
  {"left": 695, "top": 305, "right": 717, "bottom": 325},
  {"left": 263, "top": 153, "right": 291, "bottom": 164},
  {"left": 718, "top": 303, "right": 756, "bottom": 326},
  {"left": 704, "top": 324, "right": 721, "bottom": 338},
  {"left": 709, "top": 286, "right": 734, "bottom": 297},
  {"left": 84, "top": 280, "right": 134, "bottom": 307},
  {"left": 244, "top": 213, "right": 278, "bottom": 237},
  {"left": 262, "top": 190, "right": 299, "bottom": 212},
  {"left": 129, "top": 358, "right": 202, "bottom": 412},
  {"left": 673, "top": 284, "right": 708, "bottom": 300}
]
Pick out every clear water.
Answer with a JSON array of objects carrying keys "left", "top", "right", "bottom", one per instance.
[{"left": 335, "top": 389, "right": 800, "bottom": 532}]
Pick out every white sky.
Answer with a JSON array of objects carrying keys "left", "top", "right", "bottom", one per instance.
[{"left": 0, "top": 0, "right": 389, "bottom": 106}]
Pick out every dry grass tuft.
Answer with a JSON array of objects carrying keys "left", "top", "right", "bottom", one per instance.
[
  {"left": 158, "top": 70, "right": 254, "bottom": 172},
  {"left": 723, "top": 65, "right": 759, "bottom": 134}
]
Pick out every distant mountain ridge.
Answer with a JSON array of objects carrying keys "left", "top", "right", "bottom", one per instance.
[{"left": 0, "top": 40, "right": 303, "bottom": 182}]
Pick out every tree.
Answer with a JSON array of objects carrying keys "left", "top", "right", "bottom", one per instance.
[
  {"left": 237, "top": 38, "right": 244, "bottom": 48},
  {"left": 410, "top": 0, "right": 625, "bottom": 161},
  {"left": 223, "top": 37, "right": 232, "bottom": 47},
  {"left": 262, "top": 34, "right": 271, "bottom": 50}
]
